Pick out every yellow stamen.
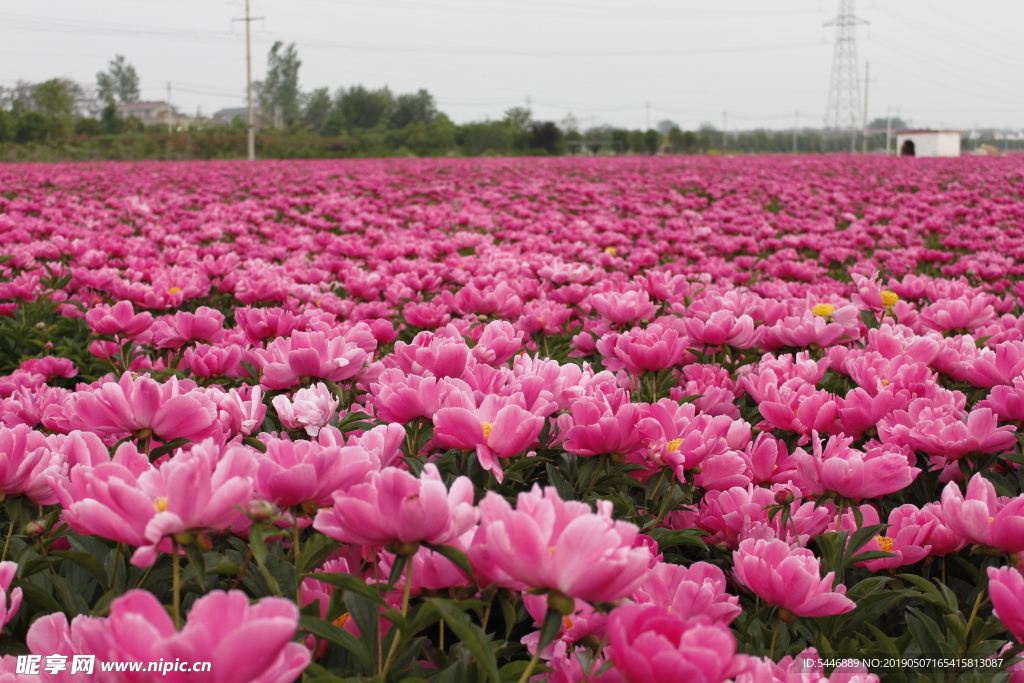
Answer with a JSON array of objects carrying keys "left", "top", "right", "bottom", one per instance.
[
  {"left": 333, "top": 613, "right": 351, "bottom": 628},
  {"left": 881, "top": 379, "right": 890, "bottom": 386},
  {"left": 481, "top": 422, "right": 493, "bottom": 439},
  {"left": 876, "top": 535, "right": 894, "bottom": 553},
  {"left": 881, "top": 290, "right": 899, "bottom": 307},
  {"left": 812, "top": 303, "right": 835, "bottom": 317},
  {"left": 548, "top": 546, "right": 556, "bottom": 554},
  {"left": 666, "top": 438, "right": 683, "bottom": 452},
  {"left": 605, "top": 247, "right": 617, "bottom": 255},
  {"left": 168, "top": 287, "right": 181, "bottom": 294},
  {"left": 563, "top": 616, "right": 574, "bottom": 630},
  {"left": 153, "top": 497, "right": 168, "bottom": 512}
]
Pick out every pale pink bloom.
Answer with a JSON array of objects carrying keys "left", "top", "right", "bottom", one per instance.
[
  {"left": 433, "top": 392, "right": 545, "bottom": 482},
  {"left": 254, "top": 437, "right": 373, "bottom": 510},
  {"left": 879, "top": 400, "right": 1015, "bottom": 460},
  {"left": 272, "top": 382, "right": 339, "bottom": 436},
  {"left": 631, "top": 561, "right": 741, "bottom": 625},
  {"left": 762, "top": 312, "right": 847, "bottom": 351},
  {"left": 256, "top": 329, "right": 372, "bottom": 390},
  {"left": 85, "top": 300, "right": 153, "bottom": 338},
  {"left": 684, "top": 310, "right": 761, "bottom": 349},
  {"left": 988, "top": 566, "right": 1024, "bottom": 642},
  {"left": 965, "top": 340, "right": 1024, "bottom": 387},
  {"left": 370, "top": 368, "right": 467, "bottom": 424},
  {"left": 793, "top": 433, "right": 918, "bottom": 501},
  {"left": 918, "top": 298, "right": 996, "bottom": 334},
  {"left": 607, "top": 604, "right": 746, "bottom": 683},
  {"left": 313, "top": 463, "right": 475, "bottom": 546},
  {"left": 590, "top": 289, "right": 658, "bottom": 325},
  {"left": 28, "top": 590, "right": 309, "bottom": 683},
  {"left": 472, "top": 486, "right": 651, "bottom": 602},
  {"left": 940, "top": 474, "right": 1024, "bottom": 553},
  {"left": 733, "top": 538, "right": 855, "bottom": 617},
  {"left": 69, "top": 372, "right": 220, "bottom": 443}
]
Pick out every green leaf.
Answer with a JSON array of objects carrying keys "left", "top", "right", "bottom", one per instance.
[
  {"left": 298, "top": 614, "right": 374, "bottom": 672},
  {"left": 296, "top": 535, "right": 340, "bottom": 575},
  {"left": 425, "top": 598, "right": 502, "bottom": 683},
  {"left": 148, "top": 437, "right": 191, "bottom": 460},
  {"left": 242, "top": 436, "right": 267, "bottom": 453},
  {"left": 425, "top": 543, "right": 478, "bottom": 584},
  {"left": 387, "top": 553, "right": 409, "bottom": 592},
  {"left": 646, "top": 528, "right": 707, "bottom": 550},
  {"left": 545, "top": 463, "right": 574, "bottom": 501},
  {"left": 310, "top": 572, "right": 387, "bottom": 606},
  {"left": 860, "top": 309, "right": 880, "bottom": 330},
  {"left": 346, "top": 591, "right": 381, "bottom": 671},
  {"left": 537, "top": 608, "right": 562, "bottom": 654},
  {"left": 51, "top": 550, "right": 109, "bottom": 589}
]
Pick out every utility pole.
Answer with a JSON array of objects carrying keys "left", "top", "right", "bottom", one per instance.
[
  {"left": 166, "top": 82, "right": 172, "bottom": 134},
  {"left": 824, "top": 0, "right": 867, "bottom": 153},
  {"left": 233, "top": 0, "right": 262, "bottom": 161},
  {"left": 793, "top": 110, "right": 799, "bottom": 154},
  {"left": 861, "top": 61, "right": 870, "bottom": 153},
  {"left": 885, "top": 106, "right": 892, "bottom": 155}
]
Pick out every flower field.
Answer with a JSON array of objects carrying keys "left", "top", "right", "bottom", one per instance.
[{"left": 2, "top": 155, "right": 1024, "bottom": 682}]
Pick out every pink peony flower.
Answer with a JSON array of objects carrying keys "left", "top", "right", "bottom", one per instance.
[
  {"left": 631, "top": 561, "right": 741, "bottom": 625},
  {"left": 732, "top": 538, "right": 855, "bottom": 618},
  {"left": 271, "top": 382, "right": 339, "bottom": 436},
  {"left": 607, "top": 604, "right": 746, "bottom": 683},
  {"left": 27, "top": 590, "right": 310, "bottom": 683},
  {"left": 472, "top": 486, "right": 651, "bottom": 602},
  {"left": 793, "top": 433, "right": 918, "bottom": 501},
  {"left": 988, "top": 566, "right": 1024, "bottom": 642},
  {"left": 313, "top": 463, "right": 475, "bottom": 548},
  {"left": 940, "top": 474, "right": 1024, "bottom": 553},
  {"left": 254, "top": 437, "right": 374, "bottom": 510}
]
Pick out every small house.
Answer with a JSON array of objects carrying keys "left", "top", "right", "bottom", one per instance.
[{"left": 895, "top": 130, "right": 961, "bottom": 157}]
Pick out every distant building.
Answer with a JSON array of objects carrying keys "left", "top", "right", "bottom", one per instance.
[
  {"left": 211, "top": 107, "right": 264, "bottom": 127},
  {"left": 895, "top": 130, "right": 961, "bottom": 157},
  {"left": 116, "top": 101, "right": 193, "bottom": 130}
]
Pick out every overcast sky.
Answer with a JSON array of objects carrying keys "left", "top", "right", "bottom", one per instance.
[{"left": 1, "top": 0, "right": 1022, "bottom": 131}]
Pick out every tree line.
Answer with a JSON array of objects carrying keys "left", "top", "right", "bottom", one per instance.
[{"left": 1, "top": 48, "right": 1017, "bottom": 160}]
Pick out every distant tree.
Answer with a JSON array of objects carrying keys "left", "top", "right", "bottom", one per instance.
[
  {"left": 33, "top": 79, "right": 76, "bottom": 118},
  {"left": 503, "top": 106, "right": 532, "bottom": 132},
  {"left": 656, "top": 119, "right": 679, "bottom": 135},
  {"left": 867, "top": 116, "right": 908, "bottom": 130},
  {"left": 14, "top": 111, "right": 48, "bottom": 143},
  {"left": 627, "top": 130, "right": 645, "bottom": 153},
  {"left": 390, "top": 89, "right": 437, "bottom": 129},
  {"left": 257, "top": 42, "right": 302, "bottom": 128},
  {"left": 610, "top": 128, "right": 629, "bottom": 153},
  {"left": 100, "top": 102, "right": 125, "bottom": 134},
  {"left": 530, "top": 121, "right": 563, "bottom": 155},
  {"left": 325, "top": 85, "right": 395, "bottom": 133},
  {"left": 96, "top": 55, "right": 140, "bottom": 105},
  {"left": 561, "top": 112, "right": 579, "bottom": 134},
  {"left": 302, "top": 87, "right": 332, "bottom": 132},
  {"left": 0, "top": 109, "right": 11, "bottom": 143},
  {"left": 74, "top": 117, "right": 103, "bottom": 136}
]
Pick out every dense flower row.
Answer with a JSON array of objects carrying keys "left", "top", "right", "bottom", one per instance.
[{"left": 0, "top": 156, "right": 1023, "bottom": 682}]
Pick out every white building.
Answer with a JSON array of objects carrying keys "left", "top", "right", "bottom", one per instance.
[{"left": 895, "top": 130, "right": 961, "bottom": 157}]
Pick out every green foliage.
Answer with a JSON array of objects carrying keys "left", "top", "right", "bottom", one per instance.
[
  {"left": 95, "top": 54, "right": 140, "bottom": 106},
  {"left": 257, "top": 42, "right": 303, "bottom": 128}
]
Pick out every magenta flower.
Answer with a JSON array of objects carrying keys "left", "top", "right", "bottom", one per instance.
[
  {"left": 684, "top": 310, "right": 761, "bottom": 349},
  {"left": 0, "top": 562, "right": 21, "bottom": 630},
  {"left": 151, "top": 306, "right": 225, "bottom": 349},
  {"left": 387, "top": 327, "right": 470, "bottom": 378},
  {"left": 70, "top": 372, "right": 219, "bottom": 443},
  {"left": 979, "top": 378, "right": 1024, "bottom": 422},
  {"left": 965, "top": 341, "right": 1024, "bottom": 388},
  {"left": 732, "top": 538, "right": 856, "bottom": 618},
  {"left": 940, "top": 474, "right": 1024, "bottom": 553},
  {"left": 793, "top": 433, "right": 918, "bottom": 501},
  {"left": 851, "top": 505, "right": 931, "bottom": 572},
  {"left": 255, "top": 329, "right": 372, "bottom": 390},
  {"left": 919, "top": 297, "right": 996, "bottom": 334},
  {"left": 697, "top": 485, "right": 831, "bottom": 549},
  {"left": 472, "top": 320, "right": 523, "bottom": 365},
  {"left": 28, "top": 590, "right": 310, "bottom": 683},
  {"left": 599, "top": 324, "right": 692, "bottom": 375},
  {"left": 313, "top": 463, "right": 476, "bottom": 547},
  {"left": 85, "top": 300, "right": 153, "bottom": 338},
  {"left": 632, "top": 561, "right": 741, "bottom": 626},
  {"left": 757, "top": 384, "right": 840, "bottom": 444},
  {"left": 254, "top": 437, "right": 373, "bottom": 510},
  {"left": 590, "top": 290, "right": 658, "bottom": 325},
  {"left": 988, "top": 566, "right": 1024, "bottom": 642},
  {"left": 131, "top": 441, "right": 256, "bottom": 566},
  {"left": 471, "top": 486, "right": 651, "bottom": 602},
  {"left": 370, "top": 368, "right": 466, "bottom": 424},
  {"left": 607, "top": 604, "right": 746, "bottom": 683},
  {"left": 433, "top": 392, "right": 545, "bottom": 482},
  {"left": 879, "top": 400, "right": 1016, "bottom": 460},
  {"left": 0, "top": 424, "right": 59, "bottom": 504},
  {"left": 563, "top": 397, "right": 644, "bottom": 457}
]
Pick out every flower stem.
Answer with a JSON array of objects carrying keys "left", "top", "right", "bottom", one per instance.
[
  {"left": 171, "top": 539, "right": 181, "bottom": 630},
  {"left": 1, "top": 517, "right": 14, "bottom": 563},
  {"left": 518, "top": 651, "right": 542, "bottom": 683},
  {"left": 380, "top": 557, "right": 414, "bottom": 679}
]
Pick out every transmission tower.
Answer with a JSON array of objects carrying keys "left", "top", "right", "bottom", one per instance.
[{"left": 823, "top": 0, "right": 867, "bottom": 151}]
